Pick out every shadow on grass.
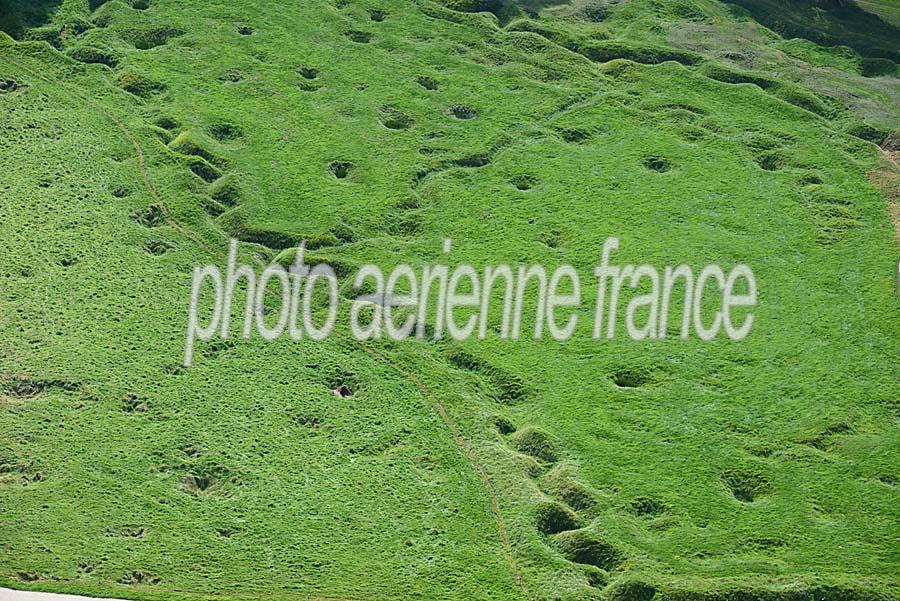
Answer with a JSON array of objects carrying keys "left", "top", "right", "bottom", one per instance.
[
  {"left": 729, "top": 0, "right": 900, "bottom": 63},
  {"left": 0, "top": 0, "right": 62, "bottom": 39}
]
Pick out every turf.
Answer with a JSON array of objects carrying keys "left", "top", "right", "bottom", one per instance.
[{"left": 0, "top": 0, "right": 898, "bottom": 600}]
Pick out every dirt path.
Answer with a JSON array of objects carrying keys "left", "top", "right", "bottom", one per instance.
[{"left": 0, "top": 589, "right": 124, "bottom": 601}]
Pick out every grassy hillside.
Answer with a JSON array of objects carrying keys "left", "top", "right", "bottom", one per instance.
[{"left": 0, "top": 1, "right": 898, "bottom": 600}]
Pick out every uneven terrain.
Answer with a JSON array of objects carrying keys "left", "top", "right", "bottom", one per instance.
[{"left": 0, "top": 1, "right": 898, "bottom": 600}]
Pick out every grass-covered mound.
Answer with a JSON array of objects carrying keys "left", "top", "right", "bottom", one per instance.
[{"left": 0, "top": 0, "right": 898, "bottom": 600}]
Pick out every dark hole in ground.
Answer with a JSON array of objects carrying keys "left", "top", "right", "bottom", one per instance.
[
  {"left": 453, "top": 153, "right": 491, "bottom": 168},
  {"left": 209, "top": 177, "right": 242, "bottom": 206},
  {"left": 203, "top": 339, "right": 236, "bottom": 357},
  {"left": 513, "top": 427, "right": 558, "bottom": 463},
  {"left": 189, "top": 160, "right": 222, "bottom": 183},
  {"left": 368, "top": 8, "right": 386, "bottom": 21},
  {"left": 643, "top": 156, "right": 672, "bottom": 172},
  {"left": 757, "top": 152, "right": 784, "bottom": 171},
  {"left": 612, "top": 369, "right": 649, "bottom": 388},
  {"left": 329, "top": 161, "right": 352, "bottom": 179},
  {"left": 170, "top": 134, "right": 226, "bottom": 167},
  {"left": 346, "top": 30, "right": 373, "bottom": 43},
  {"left": 154, "top": 116, "right": 180, "bottom": 131},
  {"left": 332, "top": 384, "right": 353, "bottom": 398},
  {"left": 584, "top": 567, "right": 607, "bottom": 589},
  {"left": 162, "top": 364, "right": 186, "bottom": 377},
  {"left": 77, "top": 562, "right": 95, "bottom": 575},
  {"left": 178, "top": 463, "right": 240, "bottom": 496},
  {"left": 742, "top": 537, "right": 786, "bottom": 551},
  {"left": 117, "top": 71, "right": 166, "bottom": 98},
  {"left": 511, "top": 174, "right": 537, "bottom": 190},
  {"left": 0, "top": 80, "right": 21, "bottom": 94},
  {"left": 4, "top": 376, "right": 76, "bottom": 398},
  {"left": 449, "top": 104, "right": 478, "bottom": 119},
  {"left": 218, "top": 68, "right": 244, "bottom": 83},
  {"left": 380, "top": 105, "right": 413, "bottom": 130},
  {"left": 181, "top": 473, "right": 211, "bottom": 492},
  {"left": 181, "top": 444, "right": 202, "bottom": 457},
  {"left": 495, "top": 416, "right": 516, "bottom": 434},
  {"left": 631, "top": 497, "right": 667, "bottom": 516},
  {"left": 144, "top": 239, "right": 174, "bottom": 256},
  {"left": 722, "top": 469, "right": 769, "bottom": 503},
  {"left": 417, "top": 76, "right": 439, "bottom": 90},
  {"left": 126, "top": 27, "right": 185, "bottom": 50},
  {"left": 298, "top": 66, "right": 320, "bottom": 80},
  {"left": 294, "top": 414, "right": 324, "bottom": 428},
  {"left": 132, "top": 204, "right": 166, "bottom": 227},
  {"left": 209, "top": 122, "right": 243, "bottom": 141},
  {"left": 803, "top": 422, "right": 853, "bottom": 451},
  {"left": 122, "top": 393, "right": 149, "bottom": 413},
  {"left": 67, "top": 46, "right": 119, "bottom": 67},
  {"left": 445, "top": 349, "right": 527, "bottom": 403},
  {"left": 799, "top": 173, "right": 823, "bottom": 185},
  {"left": 118, "top": 571, "right": 159, "bottom": 585},
  {"left": 876, "top": 474, "right": 897, "bottom": 486},
  {"left": 237, "top": 25, "right": 253, "bottom": 35},
  {"left": 542, "top": 229, "right": 562, "bottom": 249},
  {"left": 558, "top": 128, "right": 590, "bottom": 143},
  {"left": 536, "top": 501, "right": 581, "bottom": 535},
  {"left": 555, "top": 530, "right": 624, "bottom": 571}
]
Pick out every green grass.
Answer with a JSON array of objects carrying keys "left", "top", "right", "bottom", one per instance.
[
  {"left": 0, "top": 0, "right": 898, "bottom": 600},
  {"left": 855, "top": 0, "right": 900, "bottom": 27}
]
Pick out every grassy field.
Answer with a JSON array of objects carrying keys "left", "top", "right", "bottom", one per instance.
[{"left": 0, "top": 0, "right": 898, "bottom": 600}]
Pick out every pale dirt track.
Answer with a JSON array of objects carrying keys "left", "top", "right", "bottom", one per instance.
[{"left": 0, "top": 589, "right": 124, "bottom": 601}]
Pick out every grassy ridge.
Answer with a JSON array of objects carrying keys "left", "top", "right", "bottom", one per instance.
[{"left": 0, "top": 0, "right": 898, "bottom": 599}]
